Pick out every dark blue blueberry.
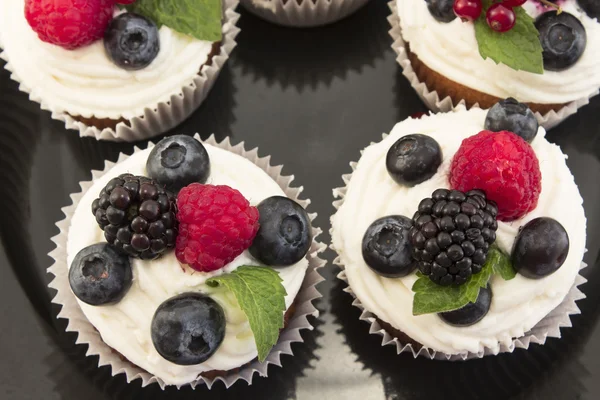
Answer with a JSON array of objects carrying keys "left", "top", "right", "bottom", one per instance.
[
  {"left": 577, "top": 0, "right": 600, "bottom": 19},
  {"left": 386, "top": 134, "right": 443, "bottom": 186},
  {"left": 362, "top": 215, "right": 416, "bottom": 278},
  {"left": 484, "top": 98, "right": 539, "bottom": 143},
  {"left": 425, "top": 0, "right": 457, "bottom": 22},
  {"left": 151, "top": 293, "right": 226, "bottom": 365},
  {"left": 69, "top": 243, "right": 132, "bottom": 306},
  {"left": 146, "top": 135, "right": 210, "bottom": 193},
  {"left": 249, "top": 196, "right": 312, "bottom": 267},
  {"left": 512, "top": 217, "right": 569, "bottom": 279},
  {"left": 536, "top": 12, "right": 587, "bottom": 71},
  {"left": 104, "top": 13, "right": 160, "bottom": 71},
  {"left": 440, "top": 286, "right": 492, "bottom": 326}
]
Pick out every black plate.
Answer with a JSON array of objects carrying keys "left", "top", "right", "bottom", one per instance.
[{"left": 1, "top": 2, "right": 599, "bottom": 399}]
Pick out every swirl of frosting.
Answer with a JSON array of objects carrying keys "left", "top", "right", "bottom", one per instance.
[{"left": 331, "top": 108, "right": 586, "bottom": 355}]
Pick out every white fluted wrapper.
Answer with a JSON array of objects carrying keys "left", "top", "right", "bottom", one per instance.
[
  {"left": 48, "top": 134, "right": 326, "bottom": 388},
  {"left": 0, "top": 0, "right": 240, "bottom": 142},
  {"left": 387, "top": 1, "right": 599, "bottom": 130},
  {"left": 330, "top": 132, "right": 587, "bottom": 360},
  {"left": 240, "top": 0, "right": 371, "bottom": 27}
]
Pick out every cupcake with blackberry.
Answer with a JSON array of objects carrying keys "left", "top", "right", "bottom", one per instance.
[
  {"left": 49, "top": 135, "right": 324, "bottom": 387},
  {"left": 0, "top": 0, "right": 239, "bottom": 141},
  {"left": 240, "top": 0, "right": 371, "bottom": 27},
  {"left": 331, "top": 100, "right": 586, "bottom": 358},
  {"left": 390, "top": 0, "right": 600, "bottom": 127}
]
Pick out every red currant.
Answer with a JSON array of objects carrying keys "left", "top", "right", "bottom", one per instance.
[
  {"left": 453, "top": 0, "right": 483, "bottom": 21},
  {"left": 502, "top": 0, "right": 527, "bottom": 6},
  {"left": 486, "top": 4, "right": 516, "bottom": 32},
  {"left": 114, "top": 0, "right": 137, "bottom": 4}
]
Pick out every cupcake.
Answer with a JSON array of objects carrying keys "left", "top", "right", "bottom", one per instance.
[
  {"left": 331, "top": 101, "right": 586, "bottom": 358},
  {"left": 49, "top": 135, "right": 324, "bottom": 387},
  {"left": 389, "top": 0, "right": 600, "bottom": 128},
  {"left": 0, "top": 0, "right": 239, "bottom": 141},
  {"left": 240, "top": 0, "right": 371, "bottom": 27}
]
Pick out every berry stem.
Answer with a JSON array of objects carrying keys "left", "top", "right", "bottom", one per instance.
[{"left": 538, "top": 0, "right": 563, "bottom": 14}]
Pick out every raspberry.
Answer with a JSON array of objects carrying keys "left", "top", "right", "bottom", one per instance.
[
  {"left": 176, "top": 184, "right": 260, "bottom": 272},
  {"left": 449, "top": 130, "right": 542, "bottom": 222},
  {"left": 25, "top": 0, "right": 115, "bottom": 50}
]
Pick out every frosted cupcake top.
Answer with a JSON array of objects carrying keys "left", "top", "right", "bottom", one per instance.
[
  {"left": 331, "top": 103, "right": 586, "bottom": 355},
  {"left": 0, "top": 0, "right": 225, "bottom": 120},
  {"left": 66, "top": 136, "right": 313, "bottom": 385},
  {"left": 396, "top": 0, "right": 600, "bottom": 105}
]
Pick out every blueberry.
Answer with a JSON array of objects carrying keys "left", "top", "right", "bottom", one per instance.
[
  {"left": 577, "top": 0, "right": 600, "bottom": 19},
  {"left": 362, "top": 215, "right": 417, "bottom": 278},
  {"left": 151, "top": 293, "right": 225, "bottom": 365},
  {"left": 535, "top": 12, "right": 587, "bottom": 71},
  {"left": 249, "top": 196, "right": 312, "bottom": 267},
  {"left": 425, "top": 0, "right": 457, "bottom": 22},
  {"left": 512, "top": 217, "right": 570, "bottom": 279},
  {"left": 484, "top": 98, "right": 539, "bottom": 143},
  {"left": 146, "top": 135, "right": 210, "bottom": 193},
  {"left": 440, "top": 286, "right": 492, "bottom": 326},
  {"left": 104, "top": 13, "right": 160, "bottom": 71},
  {"left": 386, "top": 134, "right": 443, "bottom": 186},
  {"left": 69, "top": 243, "right": 132, "bottom": 306}
]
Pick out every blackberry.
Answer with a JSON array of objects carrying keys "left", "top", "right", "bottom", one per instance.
[
  {"left": 91, "top": 173, "right": 178, "bottom": 260},
  {"left": 409, "top": 189, "right": 498, "bottom": 286}
]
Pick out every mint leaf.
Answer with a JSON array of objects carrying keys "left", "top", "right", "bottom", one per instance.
[
  {"left": 207, "top": 266, "right": 287, "bottom": 362},
  {"left": 126, "top": 0, "right": 222, "bottom": 42},
  {"left": 412, "top": 246, "right": 515, "bottom": 315},
  {"left": 474, "top": 1, "right": 543, "bottom": 74}
]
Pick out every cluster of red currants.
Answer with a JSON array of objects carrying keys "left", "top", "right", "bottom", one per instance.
[{"left": 453, "top": 0, "right": 529, "bottom": 33}]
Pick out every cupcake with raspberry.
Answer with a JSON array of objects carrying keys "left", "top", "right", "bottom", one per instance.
[
  {"left": 0, "top": 0, "right": 239, "bottom": 141},
  {"left": 389, "top": 0, "right": 600, "bottom": 128},
  {"left": 331, "top": 100, "right": 586, "bottom": 358},
  {"left": 240, "top": 0, "right": 371, "bottom": 27},
  {"left": 48, "top": 135, "right": 324, "bottom": 387}
]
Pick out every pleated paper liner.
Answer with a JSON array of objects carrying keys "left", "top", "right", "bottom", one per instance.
[
  {"left": 387, "top": 1, "right": 599, "bottom": 130},
  {"left": 0, "top": 0, "right": 240, "bottom": 142},
  {"left": 330, "top": 130, "right": 587, "bottom": 360},
  {"left": 48, "top": 134, "right": 326, "bottom": 388},
  {"left": 240, "top": 0, "right": 371, "bottom": 27}
]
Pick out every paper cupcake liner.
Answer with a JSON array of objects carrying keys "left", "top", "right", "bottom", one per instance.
[
  {"left": 0, "top": 0, "right": 240, "bottom": 142},
  {"left": 330, "top": 132, "right": 588, "bottom": 360},
  {"left": 387, "top": 1, "right": 599, "bottom": 130},
  {"left": 240, "top": 0, "right": 371, "bottom": 27},
  {"left": 47, "top": 134, "right": 326, "bottom": 388}
]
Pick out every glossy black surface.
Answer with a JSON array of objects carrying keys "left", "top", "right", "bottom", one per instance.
[{"left": 1, "top": 2, "right": 599, "bottom": 399}]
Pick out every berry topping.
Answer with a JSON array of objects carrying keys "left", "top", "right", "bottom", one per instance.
[
  {"left": 146, "top": 135, "right": 210, "bottom": 193},
  {"left": 484, "top": 98, "right": 539, "bottom": 143},
  {"left": 386, "top": 134, "right": 443, "bottom": 187},
  {"left": 151, "top": 293, "right": 226, "bottom": 365},
  {"left": 577, "top": 0, "right": 600, "bottom": 19},
  {"left": 410, "top": 189, "right": 498, "bottom": 286},
  {"left": 502, "top": 0, "right": 527, "bottom": 6},
  {"left": 249, "top": 196, "right": 312, "bottom": 267},
  {"left": 453, "top": 0, "right": 483, "bottom": 22},
  {"left": 362, "top": 216, "right": 417, "bottom": 278},
  {"left": 69, "top": 243, "right": 132, "bottom": 306},
  {"left": 535, "top": 12, "right": 587, "bottom": 71},
  {"left": 440, "top": 285, "right": 492, "bottom": 326},
  {"left": 512, "top": 217, "right": 569, "bottom": 279},
  {"left": 92, "top": 174, "right": 178, "bottom": 260},
  {"left": 25, "top": 0, "right": 115, "bottom": 50},
  {"left": 449, "top": 130, "right": 542, "bottom": 221},
  {"left": 176, "top": 184, "right": 259, "bottom": 272},
  {"left": 104, "top": 13, "right": 160, "bottom": 71},
  {"left": 486, "top": 3, "right": 516, "bottom": 33},
  {"left": 426, "top": 0, "right": 458, "bottom": 22}
]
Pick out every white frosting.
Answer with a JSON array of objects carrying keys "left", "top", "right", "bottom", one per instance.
[
  {"left": 331, "top": 108, "right": 586, "bottom": 355},
  {"left": 66, "top": 145, "right": 308, "bottom": 386},
  {"left": 0, "top": 0, "right": 215, "bottom": 120},
  {"left": 396, "top": 0, "right": 600, "bottom": 105}
]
